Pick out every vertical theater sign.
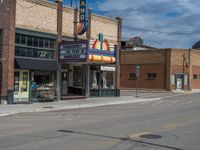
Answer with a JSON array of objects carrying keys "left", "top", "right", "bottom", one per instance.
[{"left": 77, "top": 0, "right": 87, "bottom": 35}]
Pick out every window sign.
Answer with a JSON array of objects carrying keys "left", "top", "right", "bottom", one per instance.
[
  {"left": 14, "top": 72, "right": 20, "bottom": 92},
  {"left": 22, "top": 72, "right": 28, "bottom": 92},
  {"left": 100, "top": 66, "right": 115, "bottom": 71}
]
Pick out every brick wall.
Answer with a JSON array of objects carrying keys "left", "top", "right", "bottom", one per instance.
[
  {"left": 121, "top": 50, "right": 166, "bottom": 65},
  {"left": 120, "top": 50, "right": 167, "bottom": 89},
  {"left": 0, "top": 0, "right": 16, "bottom": 97},
  {"left": 191, "top": 50, "right": 200, "bottom": 89},
  {"left": 121, "top": 48, "right": 200, "bottom": 90},
  {"left": 120, "top": 64, "right": 166, "bottom": 89}
]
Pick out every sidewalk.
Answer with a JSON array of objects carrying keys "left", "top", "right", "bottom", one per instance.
[{"left": 0, "top": 96, "right": 161, "bottom": 117}]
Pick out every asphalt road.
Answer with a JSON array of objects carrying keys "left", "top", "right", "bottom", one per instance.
[{"left": 0, "top": 93, "right": 200, "bottom": 150}]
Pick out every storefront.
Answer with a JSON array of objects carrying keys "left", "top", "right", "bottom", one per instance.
[
  {"left": 59, "top": 39, "right": 119, "bottom": 98},
  {"left": 90, "top": 65, "right": 116, "bottom": 96},
  {"left": 14, "top": 57, "right": 57, "bottom": 102},
  {"left": 31, "top": 70, "right": 56, "bottom": 101}
]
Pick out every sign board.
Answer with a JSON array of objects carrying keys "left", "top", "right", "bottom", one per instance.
[
  {"left": 136, "top": 64, "right": 140, "bottom": 78},
  {"left": 77, "top": 0, "right": 87, "bottom": 35},
  {"left": 136, "top": 64, "right": 140, "bottom": 69},
  {"left": 101, "top": 66, "right": 115, "bottom": 71},
  {"left": 59, "top": 41, "right": 88, "bottom": 62},
  {"left": 80, "top": 0, "right": 86, "bottom": 23}
]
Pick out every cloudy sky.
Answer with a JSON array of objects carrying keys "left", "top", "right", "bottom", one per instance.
[{"left": 53, "top": 0, "right": 200, "bottom": 48}]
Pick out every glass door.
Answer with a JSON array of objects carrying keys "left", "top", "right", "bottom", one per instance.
[
  {"left": 14, "top": 70, "right": 29, "bottom": 102},
  {"left": 176, "top": 74, "right": 184, "bottom": 90}
]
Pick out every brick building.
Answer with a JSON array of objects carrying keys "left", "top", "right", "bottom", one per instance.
[
  {"left": 0, "top": 0, "right": 16, "bottom": 103},
  {"left": 120, "top": 48, "right": 200, "bottom": 91},
  {"left": 0, "top": 0, "right": 121, "bottom": 104}
]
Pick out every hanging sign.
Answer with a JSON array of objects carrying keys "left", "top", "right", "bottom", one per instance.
[{"left": 77, "top": 0, "right": 87, "bottom": 35}]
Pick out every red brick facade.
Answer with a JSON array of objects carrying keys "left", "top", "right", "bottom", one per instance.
[
  {"left": 0, "top": 0, "right": 16, "bottom": 99},
  {"left": 120, "top": 49, "right": 200, "bottom": 91}
]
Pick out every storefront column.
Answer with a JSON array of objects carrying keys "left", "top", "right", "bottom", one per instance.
[{"left": 85, "top": 64, "right": 90, "bottom": 97}]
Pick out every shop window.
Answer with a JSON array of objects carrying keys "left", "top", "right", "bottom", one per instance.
[
  {"left": 31, "top": 71, "right": 54, "bottom": 90},
  {"left": 147, "top": 73, "right": 157, "bottom": 80},
  {"left": 14, "top": 72, "right": 20, "bottom": 92},
  {"left": 21, "top": 72, "right": 28, "bottom": 92},
  {"left": 129, "top": 73, "right": 137, "bottom": 80},
  {"left": 73, "top": 66, "right": 83, "bottom": 87},
  {"left": 193, "top": 74, "right": 198, "bottom": 79},
  {"left": 90, "top": 66, "right": 115, "bottom": 89}
]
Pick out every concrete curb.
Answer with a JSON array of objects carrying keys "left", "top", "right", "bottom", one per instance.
[{"left": 0, "top": 97, "right": 162, "bottom": 117}]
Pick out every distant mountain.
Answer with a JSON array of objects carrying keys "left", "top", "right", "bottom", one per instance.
[{"left": 192, "top": 41, "right": 200, "bottom": 49}]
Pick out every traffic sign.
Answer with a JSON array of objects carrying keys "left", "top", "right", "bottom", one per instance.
[{"left": 136, "top": 64, "right": 140, "bottom": 69}]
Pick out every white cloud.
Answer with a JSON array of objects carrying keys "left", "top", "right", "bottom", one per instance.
[{"left": 97, "top": 0, "right": 200, "bottom": 48}]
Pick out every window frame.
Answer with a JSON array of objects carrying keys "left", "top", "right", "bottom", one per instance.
[
  {"left": 146, "top": 73, "right": 157, "bottom": 80},
  {"left": 129, "top": 73, "right": 137, "bottom": 80},
  {"left": 193, "top": 74, "right": 198, "bottom": 80}
]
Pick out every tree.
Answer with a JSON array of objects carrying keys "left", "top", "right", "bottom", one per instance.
[{"left": 192, "top": 41, "right": 200, "bottom": 49}]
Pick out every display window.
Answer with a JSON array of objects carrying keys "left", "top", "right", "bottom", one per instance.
[
  {"left": 90, "top": 66, "right": 115, "bottom": 90},
  {"left": 31, "top": 71, "right": 54, "bottom": 90},
  {"left": 14, "top": 72, "right": 20, "bottom": 92}
]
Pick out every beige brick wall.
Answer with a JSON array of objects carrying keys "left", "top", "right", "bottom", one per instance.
[
  {"left": 191, "top": 50, "right": 200, "bottom": 66},
  {"left": 16, "top": 0, "right": 119, "bottom": 43},
  {"left": 16, "top": 0, "right": 57, "bottom": 34},
  {"left": 171, "top": 49, "right": 190, "bottom": 66},
  {"left": 91, "top": 14, "right": 118, "bottom": 43},
  {"left": 120, "top": 50, "right": 166, "bottom": 65}
]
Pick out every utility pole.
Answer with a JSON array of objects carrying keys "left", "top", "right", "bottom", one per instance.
[{"left": 55, "top": 0, "right": 63, "bottom": 101}]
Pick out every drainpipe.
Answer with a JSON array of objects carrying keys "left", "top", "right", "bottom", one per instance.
[
  {"left": 85, "top": 8, "right": 92, "bottom": 98},
  {"left": 115, "top": 17, "right": 122, "bottom": 96},
  {"left": 55, "top": 0, "right": 63, "bottom": 101},
  {"left": 188, "top": 48, "right": 192, "bottom": 91}
]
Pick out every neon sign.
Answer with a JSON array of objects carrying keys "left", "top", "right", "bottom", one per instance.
[{"left": 77, "top": 0, "right": 87, "bottom": 35}]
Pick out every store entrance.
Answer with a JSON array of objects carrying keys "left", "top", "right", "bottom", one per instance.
[
  {"left": 61, "top": 65, "right": 86, "bottom": 99},
  {"left": 14, "top": 70, "right": 29, "bottom": 103},
  {"left": 175, "top": 74, "right": 184, "bottom": 90},
  {"left": 61, "top": 71, "right": 68, "bottom": 96}
]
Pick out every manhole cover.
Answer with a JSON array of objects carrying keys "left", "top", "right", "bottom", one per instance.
[
  {"left": 140, "top": 134, "right": 162, "bottom": 139},
  {"left": 42, "top": 106, "right": 54, "bottom": 109}
]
